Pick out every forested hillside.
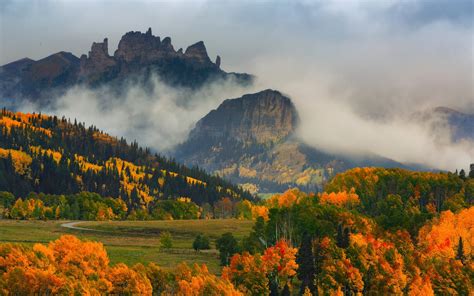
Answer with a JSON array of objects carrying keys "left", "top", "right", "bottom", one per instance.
[
  {"left": 325, "top": 167, "right": 473, "bottom": 235},
  {"left": 1, "top": 168, "right": 472, "bottom": 294},
  {"left": 0, "top": 109, "right": 253, "bottom": 217}
]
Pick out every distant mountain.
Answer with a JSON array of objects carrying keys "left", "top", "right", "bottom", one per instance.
[
  {"left": 174, "top": 89, "right": 405, "bottom": 193},
  {"left": 186, "top": 89, "right": 298, "bottom": 146},
  {"left": 431, "top": 107, "right": 474, "bottom": 142},
  {"left": 412, "top": 106, "right": 474, "bottom": 143},
  {"left": 0, "top": 109, "right": 253, "bottom": 208},
  {"left": 0, "top": 28, "right": 253, "bottom": 105}
]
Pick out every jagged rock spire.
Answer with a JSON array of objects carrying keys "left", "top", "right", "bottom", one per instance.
[{"left": 185, "top": 41, "right": 212, "bottom": 63}]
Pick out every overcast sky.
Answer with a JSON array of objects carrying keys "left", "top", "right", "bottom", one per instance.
[{"left": 1, "top": 0, "right": 473, "bottom": 170}]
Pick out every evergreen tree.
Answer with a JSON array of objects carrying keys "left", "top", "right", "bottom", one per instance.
[
  {"left": 343, "top": 227, "right": 350, "bottom": 248},
  {"left": 456, "top": 236, "right": 465, "bottom": 264},
  {"left": 192, "top": 234, "right": 210, "bottom": 251},
  {"left": 296, "top": 233, "right": 316, "bottom": 295},
  {"left": 269, "top": 278, "right": 279, "bottom": 296},
  {"left": 281, "top": 284, "right": 290, "bottom": 296},
  {"left": 337, "top": 224, "right": 349, "bottom": 248},
  {"left": 242, "top": 216, "right": 266, "bottom": 254},
  {"left": 216, "top": 232, "right": 239, "bottom": 266}
]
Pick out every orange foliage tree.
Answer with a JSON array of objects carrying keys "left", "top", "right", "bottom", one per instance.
[
  {"left": 223, "top": 240, "right": 298, "bottom": 295},
  {"left": 108, "top": 263, "right": 152, "bottom": 295},
  {"left": 418, "top": 207, "right": 473, "bottom": 259},
  {"left": 0, "top": 148, "right": 32, "bottom": 175},
  {"left": 319, "top": 188, "right": 360, "bottom": 208},
  {"left": 348, "top": 233, "right": 407, "bottom": 294},
  {"left": 267, "top": 189, "right": 301, "bottom": 209},
  {"left": 0, "top": 235, "right": 151, "bottom": 295},
  {"left": 262, "top": 240, "right": 299, "bottom": 291},
  {"left": 222, "top": 252, "right": 269, "bottom": 295},
  {"left": 176, "top": 263, "right": 242, "bottom": 296},
  {"left": 251, "top": 205, "right": 269, "bottom": 221}
]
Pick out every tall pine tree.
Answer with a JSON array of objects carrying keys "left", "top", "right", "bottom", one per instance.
[{"left": 296, "top": 233, "right": 316, "bottom": 295}]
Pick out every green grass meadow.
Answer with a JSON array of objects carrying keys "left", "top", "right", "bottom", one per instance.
[{"left": 0, "top": 219, "right": 253, "bottom": 274}]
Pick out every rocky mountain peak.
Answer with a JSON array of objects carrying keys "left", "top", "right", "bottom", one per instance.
[
  {"left": 161, "top": 37, "right": 174, "bottom": 52},
  {"left": 190, "top": 89, "right": 299, "bottom": 145},
  {"left": 185, "top": 41, "right": 211, "bottom": 64},
  {"left": 114, "top": 29, "right": 164, "bottom": 63},
  {"left": 79, "top": 38, "right": 116, "bottom": 81},
  {"left": 89, "top": 38, "right": 110, "bottom": 59},
  {"left": 1, "top": 28, "right": 253, "bottom": 100}
]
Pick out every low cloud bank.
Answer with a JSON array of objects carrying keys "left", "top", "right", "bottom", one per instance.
[{"left": 21, "top": 76, "right": 255, "bottom": 152}]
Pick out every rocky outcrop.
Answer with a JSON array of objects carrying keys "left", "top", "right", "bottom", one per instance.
[
  {"left": 1, "top": 28, "right": 253, "bottom": 102},
  {"left": 190, "top": 89, "right": 298, "bottom": 145},
  {"left": 114, "top": 28, "right": 168, "bottom": 63},
  {"left": 79, "top": 38, "right": 116, "bottom": 83},
  {"left": 175, "top": 89, "right": 405, "bottom": 193},
  {"left": 174, "top": 89, "right": 324, "bottom": 192},
  {"left": 184, "top": 41, "right": 212, "bottom": 65}
]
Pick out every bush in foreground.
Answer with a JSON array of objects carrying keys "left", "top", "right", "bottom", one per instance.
[{"left": 0, "top": 235, "right": 241, "bottom": 295}]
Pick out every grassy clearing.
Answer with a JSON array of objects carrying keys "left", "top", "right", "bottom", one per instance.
[{"left": 0, "top": 219, "right": 253, "bottom": 274}]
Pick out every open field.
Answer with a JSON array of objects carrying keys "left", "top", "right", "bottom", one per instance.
[{"left": 0, "top": 219, "right": 253, "bottom": 274}]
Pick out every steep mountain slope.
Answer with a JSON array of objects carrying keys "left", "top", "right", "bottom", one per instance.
[
  {"left": 174, "top": 89, "right": 405, "bottom": 193},
  {"left": 0, "top": 28, "right": 253, "bottom": 104},
  {"left": 0, "top": 109, "right": 253, "bottom": 209}
]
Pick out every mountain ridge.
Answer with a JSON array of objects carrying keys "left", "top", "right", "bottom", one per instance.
[{"left": 0, "top": 28, "right": 253, "bottom": 104}]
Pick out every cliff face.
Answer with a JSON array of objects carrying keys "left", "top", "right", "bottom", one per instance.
[
  {"left": 0, "top": 28, "right": 253, "bottom": 102},
  {"left": 190, "top": 89, "right": 298, "bottom": 145},
  {"left": 175, "top": 89, "right": 406, "bottom": 193},
  {"left": 175, "top": 90, "right": 338, "bottom": 193},
  {"left": 79, "top": 38, "right": 117, "bottom": 84}
]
